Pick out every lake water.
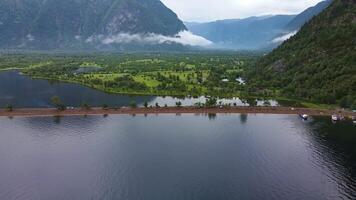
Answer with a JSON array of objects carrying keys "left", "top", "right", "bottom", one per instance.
[
  {"left": 0, "top": 71, "right": 278, "bottom": 108},
  {"left": 0, "top": 114, "right": 356, "bottom": 200}
]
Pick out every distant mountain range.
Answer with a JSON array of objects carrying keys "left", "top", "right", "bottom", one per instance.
[
  {"left": 0, "top": 0, "right": 334, "bottom": 51},
  {"left": 0, "top": 0, "right": 187, "bottom": 50},
  {"left": 186, "top": 0, "right": 333, "bottom": 50},
  {"left": 186, "top": 15, "right": 296, "bottom": 50},
  {"left": 249, "top": 0, "right": 356, "bottom": 107}
]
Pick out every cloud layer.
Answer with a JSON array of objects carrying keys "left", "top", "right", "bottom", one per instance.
[
  {"left": 86, "top": 31, "right": 213, "bottom": 47},
  {"left": 272, "top": 31, "right": 298, "bottom": 43}
]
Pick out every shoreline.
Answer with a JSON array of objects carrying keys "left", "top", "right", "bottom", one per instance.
[
  {"left": 1, "top": 70, "right": 338, "bottom": 109},
  {"left": 0, "top": 107, "right": 355, "bottom": 118}
]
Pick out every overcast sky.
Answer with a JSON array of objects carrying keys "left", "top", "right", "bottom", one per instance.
[{"left": 161, "top": 0, "right": 324, "bottom": 22}]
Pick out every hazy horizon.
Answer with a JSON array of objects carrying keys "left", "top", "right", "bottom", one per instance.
[{"left": 161, "top": 0, "right": 325, "bottom": 22}]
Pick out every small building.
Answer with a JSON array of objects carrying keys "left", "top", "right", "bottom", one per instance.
[{"left": 236, "top": 77, "right": 246, "bottom": 85}]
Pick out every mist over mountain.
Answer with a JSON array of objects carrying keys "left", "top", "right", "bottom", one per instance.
[
  {"left": 186, "top": 15, "right": 296, "bottom": 50},
  {"left": 186, "top": 0, "right": 333, "bottom": 50},
  {"left": 0, "top": 0, "right": 334, "bottom": 51},
  {"left": 0, "top": 0, "right": 199, "bottom": 50},
  {"left": 271, "top": 0, "right": 333, "bottom": 45}
]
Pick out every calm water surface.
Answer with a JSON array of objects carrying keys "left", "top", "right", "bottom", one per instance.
[
  {"left": 0, "top": 71, "right": 278, "bottom": 108},
  {"left": 0, "top": 114, "right": 356, "bottom": 200}
]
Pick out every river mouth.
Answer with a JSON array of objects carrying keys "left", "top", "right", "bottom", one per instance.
[{"left": 0, "top": 70, "right": 290, "bottom": 108}]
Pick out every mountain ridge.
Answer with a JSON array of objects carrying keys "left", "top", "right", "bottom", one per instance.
[
  {"left": 285, "top": 0, "right": 333, "bottom": 31},
  {"left": 0, "top": 0, "right": 187, "bottom": 50},
  {"left": 186, "top": 15, "right": 296, "bottom": 50},
  {"left": 186, "top": 1, "right": 333, "bottom": 50}
]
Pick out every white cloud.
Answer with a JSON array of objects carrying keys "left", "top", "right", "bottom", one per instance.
[
  {"left": 26, "top": 34, "right": 35, "bottom": 41},
  {"left": 161, "top": 0, "right": 324, "bottom": 22},
  {"left": 272, "top": 31, "right": 298, "bottom": 43},
  {"left": 87, "top": 31, "right": 213, "bottom": 47}
]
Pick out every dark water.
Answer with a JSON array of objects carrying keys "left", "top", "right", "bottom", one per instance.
[
  {"left": 0, "top": 114, "right": 356, "bottom": 200},
  {"left": 0, "top": 71, "right": 278, "bottom": 108}
]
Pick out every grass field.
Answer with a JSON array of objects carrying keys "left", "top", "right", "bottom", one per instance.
[{"left": 1, "top": 52, "right": 344, "bottom": 109}]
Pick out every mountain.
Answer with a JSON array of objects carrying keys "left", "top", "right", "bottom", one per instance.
[
  {"left": 284, "top": 0, "right": 333, "bottom": 32},
  {"left": 271, "top": 0, "right": 333, "bottom": 45},
  {"left": 186, "top": 1, "right": 333, "bottom": 50},
  {"left": 186, "top": 15, "right": 296, "bottom": 50},
  {"left": 249, "top": 0, "right": 356, "bottom": 108},
  {"left": 0, "top": 0, "right": 187, "bottom": 50}
]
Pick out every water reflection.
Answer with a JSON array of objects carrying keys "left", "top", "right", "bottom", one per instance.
[
  {"left": 240, "top": 114, "right": 248, "bottom": 124},
  {"left": 207, "top": 113, "right": 217, "bottom": 120},
  {"left": 53, "top": 116, "right": 61, "bottom": 124},
  {"left": 0, "top": 115, "right": 356, "bottom": 199},
  {"left": 0, "top": 71, "right": 281, "bottom": 108},
  {"left": 0, "top": 71, "right": 155, "bottom": 108},
  {"left": 15, "top": 116, "right": 105, "bottom": 139},
  {"left": 306, "top": 118, "right": 356, "bottom": 198}
]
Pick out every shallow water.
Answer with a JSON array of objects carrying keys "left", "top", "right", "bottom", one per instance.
[{"left": 0, "top": 114, "right": 355, "bottom": 200}]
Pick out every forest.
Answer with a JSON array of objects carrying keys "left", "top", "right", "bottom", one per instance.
[{"left": 247, "top": 0, "right": 356, "bottom": 110}]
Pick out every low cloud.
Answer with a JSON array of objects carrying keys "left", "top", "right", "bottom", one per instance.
[
  {"left": 272, "top": 31, "right": 298, "bottom": 43},
  {"left": 27, "top": 34, "right": 35, "bottom": 41},
  {"left": 86, "top": 31, "right": 212, "bottom": 47}
]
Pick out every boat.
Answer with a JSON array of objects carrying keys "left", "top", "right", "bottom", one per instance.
[
  {"left": 331, "top": 115, "right": 338, "bottom": 121},
  {"left": 331, "top": 114, "right": 344, "bottom": 121},
  {"left": 299, "top": 114, "right": 309, "bottom": 120}
]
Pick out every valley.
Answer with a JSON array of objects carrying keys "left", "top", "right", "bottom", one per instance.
[
  {"left": 1, "top": 1, "right": 356, "bottom": 200},
  {"left": 1, "top": 52, "right": 254, "bottom": 98},
  {"left": 0, "top": 49, "right": 353, "bottom": 110}
]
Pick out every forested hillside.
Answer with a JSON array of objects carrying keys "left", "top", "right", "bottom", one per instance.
[
  {"left": 0, "top": 0, "right": 186, "bottom": 49},
  {"left": 249, "top": 0, "right": 356, "bottom": 108}
]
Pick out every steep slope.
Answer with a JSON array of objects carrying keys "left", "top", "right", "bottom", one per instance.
[
  {"left": 285, "top": 0, "right": 333, "bottom": 31},
  {"left": 0, "top": 0, "right": 187, "bottom": 49},
  {"left": 0, "top": 0, "right": 42, "bottom": 47},
  {"left": 250, "top": 0, "right": 356, "bottom": 108},
  {"left": 186, "top": 15, "right": 296, "bottom": 50}
]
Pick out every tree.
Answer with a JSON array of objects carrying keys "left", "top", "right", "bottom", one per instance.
[
  {"left": 81, "top": 102, "right": 90, "bottom": 110},
  {"left": 175, "top": 101, "right": 182, "bottom": 107},
  {"left": 6, "top": 104, "right": 13, "bottom": 112},
  {"left": 339, "top": 96, "right": 352, "bottom": 108},
  {"left": 130, "top": 101, "right": 137, "bottom": 108},
  {"left": 195, "top": 102, "right": 203, "bottom": 108},
  {"left": 102, "top": 104, "right": 109, "bottom": 110},
  {"left": 246, "top": 98, "right": 257, "bottom": 107},
  {"left": 205, "top": 97, "right": 217, "bottom": 107},
  {"left": 352, "top": 99, "right": 356, "bottom": 110},
  {"left": 51, "top": 96, "right": 65, "bottom": 110}
]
